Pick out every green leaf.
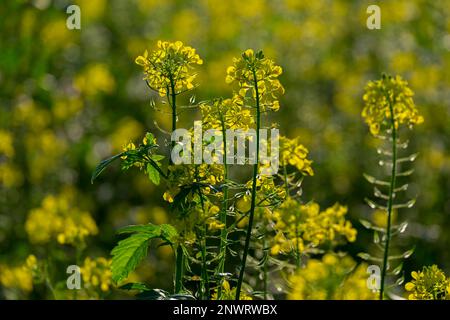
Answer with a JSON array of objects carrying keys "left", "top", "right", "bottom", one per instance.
[
  {"left": 111, "top": 223, "right": 178, "bottom": 283},
  {"left": 117, "top": 224, "right": 160, "bottom": 235},
  {"left": 147, "top": 163, "right": 160, "bottom": 185},
  {"left": 151, "top": 154, "right": 165, "bottom": 162},
  {"left": 117, "top": 223, "right": 178, "bottom": 244},
  {"left": 91, "top": 153, "right": 124, "bottom": 184},
  {"left": 111, "top": 232, "right": 153, "bottom": 283}
]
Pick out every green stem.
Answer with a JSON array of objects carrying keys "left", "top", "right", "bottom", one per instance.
[
  {"left": 283, "top": 165, "right": 300, "bottom": 267},
  {"left": 168, "top": 77, "right": 184, "bottom": 294},
  {"left": 169, "top": 80, "right": 177, "bottom": 166},
  {"left": 217, "top": 116, "right": 228, "bottom": 299},
  {"left": 379, "top": 98, "right": 397, "bottom": 300},
  {"left": 174, "top": 245, "right": 184, "bottom": 293},
  {"left": 198, "top": 188, "right": 210, "bottom": 300},
  {"left": 236, "top": 69, "right": 261, "bottom": 300},
  {"left": 263, "top": 238, "right": 268, "bottom": 300}
]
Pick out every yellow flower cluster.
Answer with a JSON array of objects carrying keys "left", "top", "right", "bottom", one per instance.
[
  {"left": 362, "top": 74, "right": 424, "bottom": 135},
  {"left": 163, "top": 164, "right": 224, "bottom": 203},
  {"left": 74, "top": 63, "right": 116, "bottom": 96},
  {"left": 279, "top": 136, "right": 314, "bottom": 176},
  {"left": 81, "top": 257, "right": 113, "bottom": 293},
  {"left": 0, "top": 255, "right": 37, "bottom": 293},
  {"left": 212, "top": 280, "right": 253, "bottom": 300},
  {"left": 270, "top": 199, "right": 356, "bottom": 255},
  {"left": 200, "top": 96, "right": 254, "bottom": 131},
  {"left": 25, "top": 191, "right": 98, "bottom": 246},
  {"left": 405, "top": 265, "right": 450, "bottom": 300},
  {"left": 226, "top": 49, "right": 284, "bottom": 112},
  {"left": 288, "top": 253, "right": 376, "bottom": 300},
  {"left": 175, "top": 201, "right": 225, "bottom": 239},
  {"left": 236, "top": 175, "right": 286, "bottom": 214},
  {"left": 135, "top": 40, "right": 203, "bottom": 97}
]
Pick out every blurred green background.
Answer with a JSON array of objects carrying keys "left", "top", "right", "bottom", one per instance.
[{"left": 0, "top": 0, "right": 449, "bottom": 299}]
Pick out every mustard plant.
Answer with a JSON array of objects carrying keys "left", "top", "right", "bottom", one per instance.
[
  {"left": 91, "top": 41, "right": 361, "bottom": 301},
  {"left": 361, "top": 74, "right": 424, "bottom": 299}
]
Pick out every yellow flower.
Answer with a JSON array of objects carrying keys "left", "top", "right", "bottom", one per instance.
[
  {"left": 81, "top": 257, "right": 113, "bottom": 295},
  {"left": 212, "top": 280, "right": 253, "bottom": 300},
  {"left": 25, "top": 190, "right": 98, "bottom": 246},
  {"left": 74, "top": 64, "right": 115, "bottom": 96},
  {"left": 200, "top": 96, "right": 254, "bottom": 131},
  {"left": 279, "top": 136, "right": 314, "bottom": 176},
  {"left": 405, "top": 265, "right": 449, "bottom": 300},
  {"left": 288, "top": 254, "right": 377, "bottom": 300},
  {"left": 226, "top": 49, "right": 284, "bottom": 112},
  {"left": 0, "top": 258, "right": 36, "bottom": 293},
  {"left": 362, "top": 74, "right": 424, "bottom": 136},
  {"left": 270, "top": 199, "right": 356, "bottom": 255},
  {"left": 25, "top": 255, "right": 37, "bottom": 270},
  {"left": 0, "top": 130, "right": 14, "bottom": 158},
  {"left": 135, "top": 41, "right": 203, "bottom": 97}
]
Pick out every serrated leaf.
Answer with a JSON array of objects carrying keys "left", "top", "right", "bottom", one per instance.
[
  {"left": 112, "top": 223, "right": 178, "bottom": 283},
  {"left": 111, "top": 232, "right": 153, "bottom": 283},
  {"left": 91, "top": 153, "right": 124, "bottom": 183},
  {"left": 117, "top": 224, "right": 160, "bottom": 235},
  {"left": 117, "top": 223, "right": 178, "bottom": 244},
  {"left": 147, "top": 163, "right": 160, "bottom": 185}
]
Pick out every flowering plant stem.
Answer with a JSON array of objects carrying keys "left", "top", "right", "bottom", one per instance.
[
  {"left": 168, "top": 78, "right": 184, "bottom": 294},
  {"left": 197, "top": 187, "right": 210, "bottom": 299},
  {"left": 379, "top": 97, "right": 397, "bottom": 300},
  {"left": 235, "top": 69, "right": 261, "bottom": 300},
  {"left": 217, "top": 116, "right": 228, "bottom": 299}
]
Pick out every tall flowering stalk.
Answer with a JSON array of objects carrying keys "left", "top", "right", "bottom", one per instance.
[
  {"left": 225, "top": 49, "right": 284, "bottom": 299},
  {"left": 200, "top": 97, "right": 253, "bottom": 298},
  {"left": 361, "top": 74, "right": 423, "bottom": 299},
  {"left": 135, "top": 41, "right": 203, "bottom": 294}
]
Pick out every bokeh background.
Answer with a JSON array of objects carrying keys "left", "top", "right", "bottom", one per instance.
[{"left": 0, "top": 0, "right": 449, "bottom": 299}]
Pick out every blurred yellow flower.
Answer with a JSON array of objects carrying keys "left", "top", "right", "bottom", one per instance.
[
  {"left": 81, "top": 257, "right": 113, "bottom": 293},
  {"left": 288, "top": 253, "right": 377, "bottom": 300},
  {"left": 25, "top": 190, "right": 98, "bottom": 246},
  {"left": 75, "top": 64, "right": 116, "bottom": 96}
]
